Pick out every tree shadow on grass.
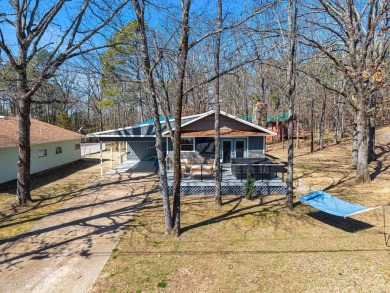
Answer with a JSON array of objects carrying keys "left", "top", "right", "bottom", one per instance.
[
  {"left": 0, "top": 188, "right": 155, "bottom": 230},
  {"left": 0, "top": 158, "right": 104, "bottom": 193},
  {"left": 307, "top": 211, "right": 374, "bottom": 233},
  {"left": 181, "top": 196, "right": 285, "bottom": 234},
  {"left": 374, "top": 143, "right": 390, "bottom": 160},
  {"left": 0, "top": 195, "right": 154, "bottom": 270},
  {"left": 0, "top": 166, "right": 156, "bottom": 224}
]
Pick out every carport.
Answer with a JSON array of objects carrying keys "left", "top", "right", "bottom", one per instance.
[{"left": 86, "top": 119, "right": 170, "bottom": 175}]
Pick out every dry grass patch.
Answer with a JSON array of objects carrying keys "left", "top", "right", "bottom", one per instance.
[
  {"left": 92, "top": 194, "right": 389, "bottom": 292},
  {"left": 92, "top": 194, "right": 390, "bottom": 292},
  {"left": 0, "top": 151, "right": 119, "bottom": 240}
]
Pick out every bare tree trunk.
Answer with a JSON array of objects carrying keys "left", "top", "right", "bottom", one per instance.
[
  {"left": 339, "top": 95, "right": 344, "bottom": 138},
  {"left": 310, "top": 98, "right": 314, "bottom": 153},
  {"left": 367, "top": 116, "right": 376, "bottom": 162},
  {"left": 319, "top": 90, "right": 326, "bottom": 150},
  {"left": 367, "top": 95, "right": 376, "bottom": 163},
  {"left": 351, "top": 117, "right": 358, "bottom": 168},
  {"left": 295, "top": 109, "right": 300, "bottom": 149},
  {"left": 172, "top": 0, "right": 192, "bottom": 237},
  {"left": 214, "top": 0, "right": 222, "bottom": 206},
  {"left": 132, "top": 0, "right": 173, "bottom": 235},
  {"left": 333, "top": 94, "right": 338, "bottom": 144},
  {"left": 17, "top": 96, "right": 33, "bottom": 205},
  {"left": 355, "top": 105, "right": 370, "bottom": 183},
  {"left": 286, "top": 0, "right": 297, "bottom": 210}
]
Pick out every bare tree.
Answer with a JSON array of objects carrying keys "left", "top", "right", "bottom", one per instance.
[
  {"left": 300, "top": 0, "right": 390, "bottom": 183},
  {"left": 214, "top": 0, "right": 223, "bottom": 206},
  {"left": 0, "top": 0, "right": 129, "bottom": 205},
  {"left": 131, "top": 0, "right": 173, "bottom": 235},
  {"left": 286, "top": 0, "right": 298, "bottom": 210}
]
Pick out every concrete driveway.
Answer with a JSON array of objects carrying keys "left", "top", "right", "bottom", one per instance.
[{"left": 0, "top": 168, "right": 157, "bottom": 293}]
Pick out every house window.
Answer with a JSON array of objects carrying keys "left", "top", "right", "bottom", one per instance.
[
  {"left": 38, "top": 149, "right": 47, "bottom": 158},
  {"left": 56, "top": 147, "right": 62, "bottom": 154},
  {"left": 75, "top": 144, "right": 80, "bottom": 150},
  {"left": 180, "top": 138, "right": 194, "bottom": 151}
]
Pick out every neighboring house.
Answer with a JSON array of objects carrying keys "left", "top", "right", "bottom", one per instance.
[
  {"left": 88, "top": 110, "right": 276, "bottom": 163},
  {"left": 0, "top": 116, "right": 84, "bottom": 184},
  {"left": 244, "top": 112, "right": 289, "bottom": 142},
  {"left": 265, "top": 113, "right": 289, "bottom": 141}
]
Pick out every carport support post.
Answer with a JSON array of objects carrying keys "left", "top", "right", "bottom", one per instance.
[
  {"left": 99, "top": 140, "right": 103, "bottom": 176},
  {"left": 118, "top": 142, "right": 122, "bottom": 164},
  {"left": 110, "top": 142, "right": 113, "bottom": 169}
]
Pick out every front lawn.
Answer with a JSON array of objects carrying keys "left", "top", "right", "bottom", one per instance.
[{"left": 91, "top": 129, "right": 390, "bottom": 292}]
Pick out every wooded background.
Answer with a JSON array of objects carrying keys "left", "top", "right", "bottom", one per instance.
[{"left": 1, "top": 0, "right": 388, "bottom": 139}]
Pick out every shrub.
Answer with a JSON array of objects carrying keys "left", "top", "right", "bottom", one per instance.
[{"left": 243, "top": 171, "right": 255, "bottom": 200}]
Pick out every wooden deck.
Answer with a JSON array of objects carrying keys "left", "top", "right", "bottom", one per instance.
[
  {"left": 166, "top": 165, "right": 286, "bottom": 195},
  {"left": 109, "top": 161, "right": 287, "bottom": 196}
]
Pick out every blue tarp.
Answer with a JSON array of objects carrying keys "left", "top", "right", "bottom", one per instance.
[{"left": 299, "top": 190, "right": 370, "bottom": 218}]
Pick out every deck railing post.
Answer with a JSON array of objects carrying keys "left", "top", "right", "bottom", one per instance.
[
  {"left": 201, "top": 165, "right": 203, "bottom": 181},
  {"left": 240, "top": 165, "right": 243, "bottom": 182},
  {"left": 261, "top": 166, "right": 264, "bottom": 181}
]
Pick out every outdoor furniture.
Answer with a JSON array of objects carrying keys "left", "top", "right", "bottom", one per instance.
[
  {"left": 190, "top": 165, "right": 214, "bottom": 178},
  {"left": 181, "top": 165, "right": 186, "bottom": 176},
  {"left": 230, "top": 159, "right": 273, "bottom": 180}
]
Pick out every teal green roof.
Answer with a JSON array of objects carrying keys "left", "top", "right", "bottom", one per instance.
[{"left": 242, "top": 113, "right": 288, "bottom": 123}]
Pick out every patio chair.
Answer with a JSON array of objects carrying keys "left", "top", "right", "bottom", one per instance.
[
  {"left": 180, "top": 158, "right": 189, "bottom": 165},
  {"left": 190, "top": 165, "right": 214, "bottom": 178},
  {"left": 181, "top": 165, "right": 186, "bottom": 176}
]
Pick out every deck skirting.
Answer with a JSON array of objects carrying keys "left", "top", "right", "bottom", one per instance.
[{"left": 160, "top": 185, "right": 286, "bottom": 196}]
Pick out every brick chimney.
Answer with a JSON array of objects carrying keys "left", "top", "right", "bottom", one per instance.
[{"left": 252, "top": 100, "right": 267, "bottom": 128}]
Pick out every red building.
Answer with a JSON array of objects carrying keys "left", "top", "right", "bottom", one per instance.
[{"left": 266, "top": 113, "right": 289, "bottom": 142}]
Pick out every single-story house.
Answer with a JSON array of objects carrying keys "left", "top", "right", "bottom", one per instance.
[
  {"left": 0, "top": 116, "right": 84, "bottom": 184},
  {"left": 88, "top": 111, "right": 287, "bottom": 196},
  {"left": 88, "top": 110, "right": 277, "bottom": 164}
]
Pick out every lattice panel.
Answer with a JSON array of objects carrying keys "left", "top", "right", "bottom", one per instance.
[
  {"left": 221, "top": 186, "right": 242, "bottom": 195},
  {"left": 162, "top": 185, "right": 286, "bottom": 196}
]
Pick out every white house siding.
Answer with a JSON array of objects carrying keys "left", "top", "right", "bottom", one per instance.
[{"left": 0, "top": 139, "right": 81, "bottom": 184}]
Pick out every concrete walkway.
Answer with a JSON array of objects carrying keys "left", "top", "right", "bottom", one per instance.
[{"left": 0, "top": 167, "right": 157, "bottom": 293}]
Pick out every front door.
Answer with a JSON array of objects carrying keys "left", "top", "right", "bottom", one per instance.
[{"left": 221, "top": 140, "right": 233, "bottom": 163}]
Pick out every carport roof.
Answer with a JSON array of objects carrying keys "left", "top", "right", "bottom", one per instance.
[{"left": 87, "top": 113, "right": 206, "bottom": 138}]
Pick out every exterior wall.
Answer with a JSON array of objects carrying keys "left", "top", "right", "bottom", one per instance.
[
  {"left": 266, "top": 122, "right": 284, "bottom": 142},
  {"left": 182, "top": 114, "right": 261, "bottom": 132},
  {"left": 248, "top": 136, "right": 265, "bottom": 158},
  {"left": 0, "top": 139, "right": 82, "bottom": 184},
  {"left": 126, "top": 138, "right": 158, "bottom": 161},
  {"left": 166, "top": 136, "right": 265, "bottom": 161}
]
